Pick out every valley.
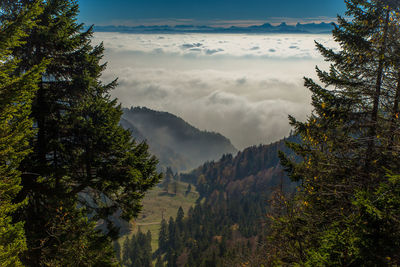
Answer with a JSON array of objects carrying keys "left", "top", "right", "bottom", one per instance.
[{"left": 117, "top": 109, "right": 298, "bottom": 265}]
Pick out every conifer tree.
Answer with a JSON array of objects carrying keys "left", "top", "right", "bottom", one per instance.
[
  {"left": 158, "top": 218, "right": 168, "bottom": 253},
  {"left": 0, "top": 1, "right": 44, "bottom": 266},
  {"left": 163, "top": 167, "right": 174, "bottom": 193},
  {"left": 9, "top": 0, "right": 161, "bottom": 264},
  {"left": 185, "top": 183, "right": 192, "bottom": 196},
  {"left": 277, "top": 0, "right": 400, "bottom": 265},
  {"left": 172, "top": 181, "right": 178, "bottom": 195},
  {"left": 155, "top": 255, "right": 164, "bottom": 267},
  {"left": 122, "top": 236, "right": 131, "bottom": 266},
  {"left": 167, "top": 217, "right": 176, "bottom": 249},
  {"left": 113, "top": 240, "right": 121, "bottom": 262},
  {"left": 176, "top": 206, "right": 184, "bottom": 230}
]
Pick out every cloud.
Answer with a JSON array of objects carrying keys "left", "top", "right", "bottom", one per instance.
[
  {"left": 181, "top": 43, "right": 203, "bottom": 49},
  {"left": 94, "top": 32, "right": 334, "bottom": 149},
  {"left": 205, "top": 48, "right": 224, "bottom": 55},
  {"left": 95, "top": 32, "right": 337, "bottom": 59},
  {"left": 100, "top": 65, "right": 315, "bottom": 149}
]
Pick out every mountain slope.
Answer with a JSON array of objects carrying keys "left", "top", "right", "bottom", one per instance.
[{"left": 121, "top": 107, "right": 238, "bottom": 171}]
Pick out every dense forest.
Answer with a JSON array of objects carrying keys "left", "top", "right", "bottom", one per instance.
[
  {"left": 1, "top": 0, "right": 400, "bottom": 266},
  {"left": 156, "top": 138, "right": 298, "bottom": 266},
  {"left": 118, "top": 137, "right": 297, "bottom": 266}
]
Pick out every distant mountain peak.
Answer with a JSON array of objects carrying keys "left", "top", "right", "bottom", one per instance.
[{"left": 93, "top": 21, "right": 335, "bottom": 34}]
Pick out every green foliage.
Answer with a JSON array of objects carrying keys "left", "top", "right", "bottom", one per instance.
[
  {"left": 303, "top": 173, "right": 400, "bottom": 265},
  {"left": 158, "top": 218, "right": 168, "bottom": 252},
  {"left": 121, "top": 230, "right": 153, "bottom": 267},
  {"left": 351, "top": 173, "right": 400, "bottom": 264},
  {"left": 38, "top": 203, "right": 118, "bottom": 267},
  {"left": 0, "top": 1, "right": 44, "bottom": 266},
  {"left": 155, "top": 255, "right": 164, "bottom": 267},
  {"left": 114, "top": 240, "right": 122, "bottom": 262},
  {"left": 2, "top": 0, "right": 161, "bottom": 265},
  {"left": 274, "top": 0, "right": 400, "bottom": 265}
]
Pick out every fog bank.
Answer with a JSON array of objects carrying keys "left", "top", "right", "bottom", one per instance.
[{"left": 94, "top": 33, "right": 335, "bottom": 149}]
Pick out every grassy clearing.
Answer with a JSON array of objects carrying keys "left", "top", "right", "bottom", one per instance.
[{"left": 119, "top": 181, "right": 198, "bottom": 252}]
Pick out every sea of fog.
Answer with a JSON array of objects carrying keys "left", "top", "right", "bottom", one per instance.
[{"left": 93, "top": 33, "right": 337, "bottom": 149}]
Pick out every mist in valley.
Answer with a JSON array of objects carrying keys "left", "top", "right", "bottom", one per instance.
[{"left": 95, "top": 33, "right": 336, "bottom": 150}]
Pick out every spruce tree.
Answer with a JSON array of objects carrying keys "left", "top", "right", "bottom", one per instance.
[
  {"left": 185, "top": 183, "right": 192, "bottom": 196},
  {"left": 155, "top": 255, "right": 164, "bottom": 267},
  {"left": 113, "top": 240, "right": 122, "bottom": 262},
  {"left": 10, "top": 0, "right": 161, "bottom": 265},
  {"left": 167, "top": 217, "right": 175, "bottom": 250},
  {"left": 0, "top": 1, "right": 44, "bottom": 266},
  {"left": 277, "top": 0, "right": 400, "bottom": 265},
  {"left": 122, "top": 236, "right": 132, "bottom": 266},
  {"left": 176, "top": 206, "right": 184, "bottom": 230},
  {"left": 163, "top": 167, "right": 173, "bottom": 193},
  {"left": 158, "top": 218, "right": 168, "bottom": 253}
]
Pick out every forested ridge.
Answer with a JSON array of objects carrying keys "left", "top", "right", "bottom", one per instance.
[
  {"left": 157, "top": 137, "right": 298, "bottom": 266},
  {"left": 121, "top": 107, "right": 237, "bottom": 172},
  {"left": 1, "top": 0, "right": 400, "bottom": 266}
]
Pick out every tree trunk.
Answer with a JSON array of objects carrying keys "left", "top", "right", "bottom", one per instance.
[{"left": 365, "top": 8, "right": 390, "bottom": 170}]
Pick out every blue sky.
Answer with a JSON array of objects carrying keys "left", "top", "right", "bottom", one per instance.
[{"left": 78, "top": 0, "right": 346, "bottom": 26}]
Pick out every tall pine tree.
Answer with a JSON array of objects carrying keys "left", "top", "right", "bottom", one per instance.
[
  {"left": 0, "top": 1, "right": 44, "bottom": 266},
  {"left": 277, "top": 0, "right": 400, "bottom": 265},
  {"left": 9, "top": 0, "right": 161, "bottom": 265}
]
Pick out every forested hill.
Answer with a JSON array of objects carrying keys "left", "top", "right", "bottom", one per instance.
[
  {"left": 121, "top": 107, "right": 238, "bottom": 172},
  {"left": 181, "top": 135, "right": 298, "bottom": 198},
  {"left": 151, "top": 136, "right": 299, "bottom": 266}
]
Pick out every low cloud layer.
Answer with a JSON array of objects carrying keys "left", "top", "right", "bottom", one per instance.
[{"left": 94, "top": 33, "right": 335, "bottom": 149}]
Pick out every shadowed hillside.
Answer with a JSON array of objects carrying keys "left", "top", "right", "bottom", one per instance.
[{"left": 121, "top": 107, "right": 238, "bottom": 172}]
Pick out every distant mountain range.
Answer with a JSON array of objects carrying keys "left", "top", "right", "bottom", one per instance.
[
  {"left": 120, "top": 107, "right": 237, "bottom": 172},
  {"left": 93, "top": 22, "right": 334, "bottom": 34}
]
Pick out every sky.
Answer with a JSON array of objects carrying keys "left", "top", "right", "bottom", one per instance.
[{"left": 78, "top": 0, "right": 346, "bottom": 26}]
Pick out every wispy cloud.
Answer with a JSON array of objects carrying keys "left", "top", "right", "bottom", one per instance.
[{"left": 96, "top": 32, "right": 336, "bottom": 59}]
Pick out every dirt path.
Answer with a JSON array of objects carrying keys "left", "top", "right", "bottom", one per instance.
[{"left": 135, "top": 222, "right": 160, "bottom": 226}]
